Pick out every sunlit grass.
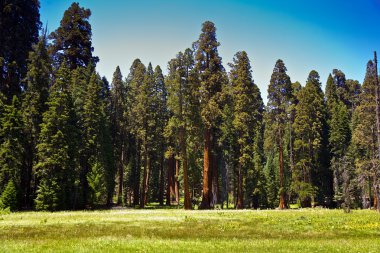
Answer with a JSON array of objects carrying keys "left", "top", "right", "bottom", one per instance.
[{"left": 1, "top": 209, "right": 379, "bottom": 252}]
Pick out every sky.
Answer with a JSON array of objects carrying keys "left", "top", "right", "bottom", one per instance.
[{"left": 40, "top": 0, "right": 380, "bottom": 103}]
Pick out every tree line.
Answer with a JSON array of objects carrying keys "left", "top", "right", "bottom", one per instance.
[{"left": 0, "top": 1, "right": 379, "bottom": 212}]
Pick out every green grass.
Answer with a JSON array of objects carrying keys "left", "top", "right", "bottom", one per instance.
[{"left": 0, "top": 209, "right": 379, "bottom": 252}]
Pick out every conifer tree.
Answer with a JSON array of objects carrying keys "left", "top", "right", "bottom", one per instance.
[
  {"left": 0, "top": 0, "right": 41, "bottom": 101},
  {"left": 0, "top": 96, "right": 24, "bottom": 210},
  {"left": 22, "top": 33, "right": 52, "bottom": 208},
  {"left": 228, "top": 51, "right": 264, "bottom": 208},
  {"left": 34, "top": 63, "right": 78, "bottom": 210},
  {"left": 49, "top": 2, "right": 98, "bottom": 70},
  {"left": 110, "top": 66, "right": 127, "bottom": 205},
  {"left": 352, "top": 60, "right": 379, "bottom": 210},
  {"left": 292, "top": 71, "right": 327, "bottom": 207},
  {"left": 195, "top": 21, "right": 226, "bottom": 209},
  {"left": 265, "top": 59, "right": 293, "bottom": 209},
  {"left": 83, "top": 72, "right": 114, "bottom": 206}
]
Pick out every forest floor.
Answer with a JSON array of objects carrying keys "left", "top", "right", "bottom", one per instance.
[{"left": 0, "top": 208, "right": 379, "bottom": 252}]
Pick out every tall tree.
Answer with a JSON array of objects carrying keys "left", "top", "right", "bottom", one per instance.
[
  {"left": 166, "top": 49, "right": 198, "bottom": 209},
  {"left": 152, "top": 66, "right": 168, "bottom": 206},
  {"left": 49, "top": 2, "right": 98, "bottom": 70},
  {"left": 110, "top": 66, "right": 126, "bottom": 205},
  {"left": 292, "top": 70, "right": 327, "bottom": 207},
  {"left": 0, "top": 96, "right": 24, "bottom": 210},
  {"left": 265, "top": 59, "right": 293, "bottom": 209},
  {"left": 83, "top": 72, "right": 114, "bottom": 206},
  {"left": 195, "top": 21, "right": 226, "bottom": 209},
  {"left": 0, "top": 0, "right": 41, "bottom": 101},
  {"left": 228, "top": 51, "right": 264, "bottom": 208},
  {"left": 22, "top": 33, "right": 52, "bottom": 208},
  {"left": 34, "top": 63, "right": 78, "bottom": 210},
  {"left": 352, "top": 60, "right": 379, "bottom": 210}
]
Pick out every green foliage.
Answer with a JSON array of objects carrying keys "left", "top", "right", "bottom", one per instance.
[
  {"left": 0, "top": 96, "right": 24, "bottom": 203},
  {"left": 87, "top": 162, "right": 107, "bottom": 205},
  {"left": 34, "top": 63, "right": 78, "bottom": 210},
  {"left": 292, "top": 71, "right": 327, "bottom": 206},
  {"left": 0, "top": 180, "right": 17, "bottom": 211},
  {"left": 35, "top": 179, "right": 59, "bottom": 211},
  {"left": 49, "top": 2, "right": 98, "bottom": 69},
  {"left": 0, "top": 0, "right": 41, "bottom": 100}
]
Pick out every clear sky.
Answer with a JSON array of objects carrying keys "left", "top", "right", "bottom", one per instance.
[{"left": 40, "top": 0, "right": 380, "bottom": 102}]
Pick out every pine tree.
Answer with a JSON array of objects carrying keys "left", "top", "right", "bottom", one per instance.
[
  {"left": 22, "top": 33, "right": 52, "bottom": 208},
  {"left": 0, "top": 0, "right": 41, "bottom": 101},
  {"left": 292, "top": 70, "right": 327, "bottom": 207},
  {"left": 110, "top": 66, "right": 127, "bottom": 205},
  {"left": 352, "top": 60, "right": 379, "bottom": 210},
  {"left": 34, "top": 63, "right": 78, "bottom": 210},
  {"left": 265, "top": 59, "right": 293, "bottom": 209},
  {"left": 49, "top": 2, "right": 98, "bottom": 70},
  {"left": 195, "top": 21, "right": 226, "bottom": 209},
  {"left": 152, "top": 66, "right": 168, "bottom": 206},
  {"left": 0, "top": 96, "right": 24, "bottom": 210},
  {"left": 166, "top": 49, "right": 199, "bottom": 209},
  {"left": 228, "top": 51, "right": 264, "bottom": 208},
  {"left": 83, "top": 72, "right": 114, "bottom": 206}
]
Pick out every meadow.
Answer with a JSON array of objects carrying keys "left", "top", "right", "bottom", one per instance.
[{"left": 0, "top": 208, "right": 379, "bottom": 252}]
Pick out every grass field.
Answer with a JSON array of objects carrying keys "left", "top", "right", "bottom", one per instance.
[{"left": 0, "top": 208, "right": 380, "bottom": 252}]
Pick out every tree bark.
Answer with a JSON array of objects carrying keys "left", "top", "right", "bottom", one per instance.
[
  {"left": 374, "top": 51, "right": 380, "bottom": 212},
  {"left": 200, "top": 128, "right": 212, "bottom": 209}
]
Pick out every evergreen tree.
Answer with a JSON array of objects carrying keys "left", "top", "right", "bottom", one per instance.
[
  {"left": 34, "top": 63, "right": 78, "bottom": 210},
  {"left": 228, "top": 51, "right": 264, "bottom": 208},
  {"left": 352, "top": 60, "right": 378, "bottom": 209},
  {"left": 49, "top": 2, "right": 98, "bottom": 70},
  {"left": 195, "top": 21, "right": 226, "bottom": 209},
  {"left": 0, "top": 96, "right": 24, "bottom": 210},
  {"left": 292, "top": 71, "right": 327, "bottom": 207},
  {"left": 265, "top": 59, "right": 293, "bottom": 209},
  {"left": 152, "top": 65, "right": 168, "bottom": 206},
  {"left": 22, "top": 33, "right": 52, "bottom": 208},
  {"left": 0, "top": 0, "right": 41, "bottom": 100},
  {"left": 83, "top": 72, "right": 114, "bottom": 206},
  {"left": 110, "top": 66, "right": 127, "bottom": 205}
]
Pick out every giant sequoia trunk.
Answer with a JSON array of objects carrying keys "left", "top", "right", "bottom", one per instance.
[
  {"left": 200, "top": 128, "right": 212, "bottom": 209},
  {"left": 166, "top": 154, "right": 176, "bottom": 205},
  {"left": 374, "top": 51, "right": 380, "bottom": 212}
]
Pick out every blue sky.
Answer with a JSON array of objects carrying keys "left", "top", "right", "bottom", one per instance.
[{"left": 40, "top": 0, "right": 380, "bottom": 102}]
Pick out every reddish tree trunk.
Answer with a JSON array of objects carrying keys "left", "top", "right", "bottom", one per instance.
[{"left": 200, "top": 128, "right": 212, "bottom": 209}]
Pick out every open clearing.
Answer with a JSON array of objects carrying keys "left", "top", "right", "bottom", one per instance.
[{"left": 0, "top": 209, "right": 379, "bottom": 252}]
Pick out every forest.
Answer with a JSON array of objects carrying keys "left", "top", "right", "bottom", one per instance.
[{"left": 1, "top": 1, "right": 380, "bottom": 213}]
